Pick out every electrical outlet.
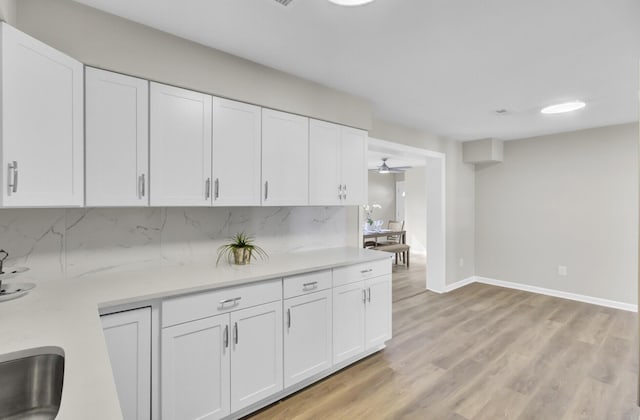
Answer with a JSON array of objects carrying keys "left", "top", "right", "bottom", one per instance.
[
  {"left": 557, "top": 266, "right": 568, "bottom": 276},
  {"left": 459, "top": 258, "right": 464, "bottom": 267}
]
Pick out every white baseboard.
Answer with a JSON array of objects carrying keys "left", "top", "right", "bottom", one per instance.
[
  {"left": 445, "top": 276, "right": 476, "bottom": 292},
  {"left": 475, "top": 276, "right": 638, "bottom": 313},
  {"left": 428, "top": 276, "right": 475, "bottom": 294}
]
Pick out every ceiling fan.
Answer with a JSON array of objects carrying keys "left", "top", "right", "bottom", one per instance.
[{"left": 370, "top": 158, "right": 412, "bottom": 174}]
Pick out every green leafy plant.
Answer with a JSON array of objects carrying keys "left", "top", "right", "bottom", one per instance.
[{"left": 216, "top": 232, "right": 268, "bottom": 266}]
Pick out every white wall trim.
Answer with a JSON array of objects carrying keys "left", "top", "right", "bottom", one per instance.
[
  {"left": 475, "top": 276, "right": 638, "bottom": 313},
  {"left": 428, "top": 276, "right": 475, "bottom": 294},
  {"left": 368, "top": 137, "right": 445, "bottom": 159}
]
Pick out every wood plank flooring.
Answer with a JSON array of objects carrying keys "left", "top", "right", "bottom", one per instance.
[{"left": 246, "top": 255, "right": 639, "bottom": 419}]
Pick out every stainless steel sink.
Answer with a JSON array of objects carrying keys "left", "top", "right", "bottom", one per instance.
[{"left": 0, "top": 348, "right": 64, "bottom": 420}]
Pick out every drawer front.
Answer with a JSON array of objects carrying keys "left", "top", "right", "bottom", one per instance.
[
  {"left": 333, "top": 258, "right": 391, "bottom": 287},
  {"left": 283, "top": 270, "right": 332, "bottom": 299},
  {"left": 162, "top": 279, "right": 282, "bottom": 328}
]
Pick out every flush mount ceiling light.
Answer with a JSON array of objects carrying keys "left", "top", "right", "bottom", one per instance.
[
  {"left": 540, "top": 101, "right": 586, "bottom": 114},
  {"left": 328, "top": 0, "right": 375, "bottom": 6}
]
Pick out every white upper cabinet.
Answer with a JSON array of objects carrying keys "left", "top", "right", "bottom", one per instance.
[
  {"left": 212, "top": 98, "right": 261, "bottom": 206},
  {"left": 261, "top": 109, "right": 309, "bottom": 206},
  {"left": 309, "top": 120, "right": 367, "bottom": 206},
  {"left": 86, "top": 68, "right": 149, "bottom": 207},
  {"left": 340, "top": 127, "right": 367, "bottom": 205},
  {"left": 150, "top": 82, "right": 213, "bottom": 206},
  {"left": 309, "top": 120, "right": 341, "bottom": 206},
  {"left": 0, "top": 23, "right": 84, "bottom": 207}
]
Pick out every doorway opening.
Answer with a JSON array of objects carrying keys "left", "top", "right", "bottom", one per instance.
[{"left": 365, "top": 138, "right": 446, "bottom": 294}]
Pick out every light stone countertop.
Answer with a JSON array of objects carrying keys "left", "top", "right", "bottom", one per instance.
[{"left": 0, "top": 246, "right": 390, "bottom": 420}]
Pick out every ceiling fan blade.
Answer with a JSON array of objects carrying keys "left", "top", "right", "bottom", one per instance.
[{"left": 390, "top": 166, "right": 412, "bottom": 170}]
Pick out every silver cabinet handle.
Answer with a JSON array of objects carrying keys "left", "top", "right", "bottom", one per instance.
[
  {"left": 264, "top": 181, "right": 269, "bottom": 201},
  {"left": 214, "top": 178, "right": 219, "bottom": 200},
  {"left": 360, "top": 269, "right": 373, "bottom": 274},
  {"left": 362, "top": 289, "right": 367, "bottom": 303},
  {"left": 219, "top": 297, "right": 242, "bottom": 308},
  {"left": 343, "top": 184, "right": 347, "bottom": 200},
  {"left": 234, "top": 322, "right": 238, "bottom": 345},
  {"left": 223, "top": 324, "right": 229, "bottom": 348},
  {"left": 8, "top": 161, "right": 18, "bottom": 194},
  {"left": 287, "top": 308, "right": 291, "bottom": 329},
  {"left": 303, "top": 281, "right": 318, "bottom": 290},
  {"left": 205, "top": 178, "right": 211, "bottom": 200},
  {"left": 367, "top": 287, "right": 371, "bottom": 303},
  {"left": 138, "top": 174, "right": 146, "bottom": 198}
]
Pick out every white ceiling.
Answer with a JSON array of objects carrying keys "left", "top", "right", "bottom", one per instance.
[{"left": 73, "top": 0, "right": 640, "bottom": 141}]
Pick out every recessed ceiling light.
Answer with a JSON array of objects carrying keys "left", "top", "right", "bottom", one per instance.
[
  {"left": 540, "top": 101, "right": 586, "bottom": 114},
  {"left": 328, "top": 0, "right": 375, "bottom": 6}
]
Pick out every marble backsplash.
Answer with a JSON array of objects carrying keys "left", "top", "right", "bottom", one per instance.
[{"left": 0, "top": 206, "right": 353, "bottom": 281}]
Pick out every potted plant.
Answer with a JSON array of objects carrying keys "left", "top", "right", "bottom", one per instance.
[{"left": 216, "top": 232, "right": 268, "bottom": 266}]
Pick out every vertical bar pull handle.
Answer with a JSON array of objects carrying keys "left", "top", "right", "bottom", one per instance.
[
  {"left": 223, "top": 325, "right": 229, "bottom": 348},
  {"left": 362, "top": 289, "right": 367, "bottom": 303},
  {"left": 287, "top": 308, "right": 291, "bottom": 329},
  {"left": 205, "top": 178, "right": 211, "bottom": 200},
  {"left": 264, "top": 181, "right": 269, "bottom": 201},
  {"left": 234, "top": 322, "right": 238, "bottom": 345},
  {"left": 214, "top": 178, "right": 219, "bottom": 200},
  {"left": 138, "top": 174, "right": 146, "bottom": 198},
  {"left": 367, "top": 287, "right": 371, "bottom": 303},
  {"left": 8, "top": 161, "right": 18, "bottom": 194}
]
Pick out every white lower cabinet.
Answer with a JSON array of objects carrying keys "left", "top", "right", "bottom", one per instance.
[
  {"left": 101, "top": 308, "right": 152, "bottom": 420},
  {"left": 161, "top": 314, "right": 230, "bottom": 420},
  {"left": 160, "top": 297, "right": 282, "bottom": 419},
  {"left": 157, "top": 259, "right": 391, "bottom": 420},
  {"left": 332, "top": 282, "right": 366, "bottom": 364},
  {"left": 283, "top": 289, "right": 332, "bottom": 388},
  {"left": 364, "top": 276, "right": 393, "bottom": 349},
  {"left": 333, "top": 275, "right": 392, "bottom": 365},
  {"left": 230, "top": 301, "right": 283, "bottom": 412}
]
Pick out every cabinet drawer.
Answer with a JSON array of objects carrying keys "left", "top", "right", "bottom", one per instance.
[
  {"left": 162, "top": 279, "right": 282, "bottom": 328},
  {"left": 332, "top": 258, "right": 392, "bottom": 287},
  {"left": 283, "top": 270, "right": 332, "bottom": 299}
]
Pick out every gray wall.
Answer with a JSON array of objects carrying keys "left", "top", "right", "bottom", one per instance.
[
  {"left": 367, "top": 172, "right": 396, "bottom": 224},
  {"left": 0, "top": 0, "right": 16, "bottom": 24},
  {"left": 475, "top": 123, "right": 638, "bottom": 304},
  {"left": 15, "top": 0, "right": 371, "bottom": 130}
]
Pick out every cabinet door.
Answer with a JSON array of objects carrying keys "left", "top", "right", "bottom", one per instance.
[
  {"left": 161, "top": 315, "right": 230, "bottom": 420},
  {"left": 283, "top": 290, "right": 332, "bottom": 388},
  {"left": 212, "top": 98, "right": 261, "bottom": 206},
  {"left": 261, "top": 109, "right": 309, "bottom": 206},
  {"left": 309, "top": 119, "right": 341, "bottom": 206},
  {"left": 230, "top": 301, "right": 283, "bottom": 412},
  {"left": 150, "top": 82, "right": 212, "bottom": 206},
  {"left": 340, "top": 127, "right": 367, "bottom": 206},
  {"left": 86, "top": 68, "right": 149, "bottom": 206},
  {"left": 365, "top": 275, "right": 393, "bottom": 350},
  {"left": 0, "top": 23, "right": 83, "bottom": 207},
  {"left": 333, "top": 281, "right": 366, "bottom": 364},
  {"left": 101, "top": 308, "right": 151, "bottom": 420}
]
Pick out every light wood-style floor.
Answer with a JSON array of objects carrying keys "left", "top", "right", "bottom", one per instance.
[{"left": 247, "top": 255, "right": 639, "bottom": 419}]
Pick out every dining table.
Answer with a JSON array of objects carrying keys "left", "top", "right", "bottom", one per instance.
[{"left": 362, "top": 229, "right": 407, "bottom": 247}]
